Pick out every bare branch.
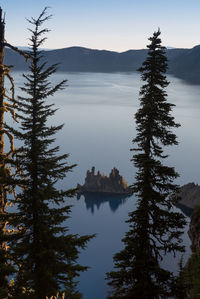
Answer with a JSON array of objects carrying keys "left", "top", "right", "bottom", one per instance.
[{"left": 4, "top": 42, "right": 31, "bottom": 61}]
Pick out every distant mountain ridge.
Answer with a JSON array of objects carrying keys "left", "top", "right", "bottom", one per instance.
[{"left": 5, "top": 45, "right": 200, "bottom": 84}]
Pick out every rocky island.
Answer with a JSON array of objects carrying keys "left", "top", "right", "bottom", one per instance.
[
  {"left": 177, "top": 182, "right": 200, "bottom": 212},
  {"left": 77, "top": 167, "right": 131, "bottom": 195}
]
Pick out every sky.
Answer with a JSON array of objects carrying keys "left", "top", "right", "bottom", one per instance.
[{"left": 1, "top": 0, "right": 200, "bottom": 52}]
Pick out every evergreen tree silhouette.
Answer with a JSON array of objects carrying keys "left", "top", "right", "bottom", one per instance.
[
  {"left": 10, "top": 8, "right": 93, "bottom": 298},
  {"left": 106, "top": 30, "right": 186, "bottom": 299}
]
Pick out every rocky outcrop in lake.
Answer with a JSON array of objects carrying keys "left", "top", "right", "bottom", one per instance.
[
  {"left": 77, "top": 167, "right": 131, "bottom": 195},
  {"left": 175, "top": 182, "right": 200, "bottom": 251},
  {"left": 177, "top": 182, "right": 200, "bottom": 210},
  {"left": 178, "top": 182, "right": 200, "bottom": 250}
]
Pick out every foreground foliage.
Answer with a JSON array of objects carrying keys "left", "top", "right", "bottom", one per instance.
[
  {"left": 174, "top": 206, "right": 200, "bottom": 298},
  {"left": 0, "top": 7, "right": 30, "bottom": 297},
  {"left": 181, "top": 250, "right": 200, "bottom": 298},
  {"left": 106, "top": 30, "right": 186, "bottom": 299}
]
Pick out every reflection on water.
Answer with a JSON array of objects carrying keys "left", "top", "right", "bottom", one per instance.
[{"left": 77, "top": 192, "right": 131, "bottom": 214}]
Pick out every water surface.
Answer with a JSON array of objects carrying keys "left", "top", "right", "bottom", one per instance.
[{"left": 10, "top": 71, "right": 200, "bottom": 299}]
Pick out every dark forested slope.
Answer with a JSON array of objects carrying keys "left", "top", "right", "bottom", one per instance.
[{"left": 5, "top": 45, "right": 200, "bottom": 84}]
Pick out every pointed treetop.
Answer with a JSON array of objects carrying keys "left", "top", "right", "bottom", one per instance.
[
  {"left": 27, "top": 6, "right": 52, "bottom": 27},
  {"left": 150, "top": 28, "right": 161, "bottom": 40},
  {"left": 0, "top": 7, "right": 5, "bottom": 24},
  {"left": 147, "top": 28, "right": 165, "bottom": 51}
]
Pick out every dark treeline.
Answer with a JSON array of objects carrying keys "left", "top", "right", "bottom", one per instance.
[{"left": 5, "top": 44, "right": 200, "bottom": 85}]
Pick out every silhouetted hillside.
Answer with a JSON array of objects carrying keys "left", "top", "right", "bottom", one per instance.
[
  {"left": 5, "top": 45, "right": 200, "bottom": 84},
  {"left": 168, "top": 45, "right": 200, "bottom": 84}
]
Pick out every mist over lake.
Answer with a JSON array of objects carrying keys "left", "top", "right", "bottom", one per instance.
[{"left": 10, "top": 71, "right": 200, "bottom": 299}]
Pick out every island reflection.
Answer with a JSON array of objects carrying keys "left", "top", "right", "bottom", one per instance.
[{"left": 77, "top": 192, "right": 131, "bottom": 214}]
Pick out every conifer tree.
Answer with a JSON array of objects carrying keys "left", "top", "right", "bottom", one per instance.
[
  {"left": 106, "top": 30, "right": 186, "bottom": 299},
  {"left": 9, "top": 8, "right": 92, "bottom": 298}
]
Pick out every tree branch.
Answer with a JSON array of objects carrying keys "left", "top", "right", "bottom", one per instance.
[{"left": 4, "top": 42, "right": 31, "bottom": 61}]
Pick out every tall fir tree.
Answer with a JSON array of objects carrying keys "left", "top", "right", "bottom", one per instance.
[
  {"left": 9, "top": 8, "right": 93, "bottom": 298},
  {"left": 106, "top": 30, "right": 186, "bottom": 299}
]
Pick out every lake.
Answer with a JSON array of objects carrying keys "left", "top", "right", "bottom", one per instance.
[{"left": 10, "top": 71, "right": 200, "bottom": 299}]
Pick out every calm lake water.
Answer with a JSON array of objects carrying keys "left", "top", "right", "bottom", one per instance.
[{"left": 10, "top": 71, "right": 200, "bottom": 299}]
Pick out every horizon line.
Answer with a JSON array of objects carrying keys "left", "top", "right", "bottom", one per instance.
[{"left": 12, "top": 45, "right": 198, "bottom": 53}]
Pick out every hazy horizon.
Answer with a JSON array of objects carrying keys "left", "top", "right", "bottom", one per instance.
[
  {"left": 14, "top": 44, "right": 195, "bottom": 53},
  {"left": 1, "top": 0, "right": 200, "bottom": 52}
]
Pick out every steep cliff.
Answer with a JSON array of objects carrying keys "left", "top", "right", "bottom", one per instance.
[
  {"left": 78, "top": 167, "right": 131, "bottom": 195},
  {"left": 178, "top": 206, "right": 200, "bottom": 298},
  {"left": 188, "top": 206, "right": 200, "bottom": 252}
]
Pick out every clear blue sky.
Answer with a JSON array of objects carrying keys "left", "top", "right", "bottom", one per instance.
[{"left": 1, "top": 0, "right": 200, "bottom": 51}]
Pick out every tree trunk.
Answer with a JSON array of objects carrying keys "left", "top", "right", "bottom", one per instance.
[{"left": 0, "top": 7, "right": 7, "bottom": 289}]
